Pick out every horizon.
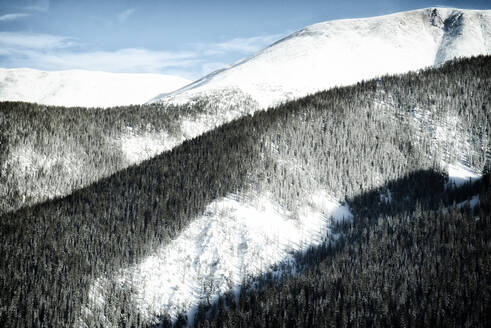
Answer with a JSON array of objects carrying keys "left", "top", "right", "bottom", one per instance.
[{"left": 1, "top": 0, "right": 490, "bottom": 80}]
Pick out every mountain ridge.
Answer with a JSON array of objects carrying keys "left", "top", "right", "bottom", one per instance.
[
  {"left": 150, "top": 7, "right": 491, "bottom": 108},
  {"left": 0, "top": 67, "right": 190, "bottom": 108}
]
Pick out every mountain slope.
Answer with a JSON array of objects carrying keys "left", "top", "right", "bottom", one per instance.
[
  {"left": 1, "top": 56, "right": 489, "bottom": 328},
  {"left": 193, "top": 174, "right": 491, "bottom": 328},
  {"left": 0, "top": 94, "right": 258, "bottom": 215},
  {"left": 150, "top": 7, "right": 491, "bottom": 108},
  {"left": 0, "top": 68, "right": 190, "bottom": 107}
]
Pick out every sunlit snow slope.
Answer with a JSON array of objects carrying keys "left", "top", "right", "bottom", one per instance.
[
  {"left": 150, "top": 7, "right": 491, "bottom": 108},
  {"left": 80, "top": 191, "right": 352, "bottom": 326},
  {"left": 0, "top": 68, "right": 190, "bottom": 107}
]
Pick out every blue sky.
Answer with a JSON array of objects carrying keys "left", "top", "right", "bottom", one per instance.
[{"left": 0, "top": 0, "right": 490, "bottom": 80}]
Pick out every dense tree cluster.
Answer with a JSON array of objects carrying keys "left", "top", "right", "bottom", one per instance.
[
  {"left": 0, "top": 56, "right": 489, "bottom": 327},
  {"left": 193, "top": 174, "right": 491, "bottom": 328}
]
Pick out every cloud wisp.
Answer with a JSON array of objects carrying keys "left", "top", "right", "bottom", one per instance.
[
  {"left": 0, "top": 13, "right": 31, "bottom": 21},
  {"left": 18, "top": 0, "right": 50, "bottom": 12},
  {"left": 0, "top": 31, "right": 75, "bottom": 49},
  {"left": 32, "top": 48, "right": 199, "bottom": 73},
  {"left": 117, "top": 8, "right": 135, "bottom": 23},
  {"left": 0, "top": 31, "right": 198, "bottom": 74},
  {"left": 0, "top": 30, "right": 286, "bottom": 79}
]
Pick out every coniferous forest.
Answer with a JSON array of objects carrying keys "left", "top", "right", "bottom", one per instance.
[
  {"left": 0, "top": 89, "right": 258, "bottom": 215},
  {"left": 190, "top": 173, "right": 491, "bottom": 328},
  {"left": 0, "top": 56, "right": 490, "bottom": 327}
]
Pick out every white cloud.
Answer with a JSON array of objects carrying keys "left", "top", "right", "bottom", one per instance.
[
  {"left": 32, "top": 48, "right": 199, "bottom": 73},
  {"left": 0, "top": 32, "right": 75, "bottom": 51},
  {"left": 0, "top": 13, "right": 31, "bottom": 21},
  {"left": 19, "top": 0, "right": 50, "bottom": 12},
  {"left": 0, "top": 33, "right": 199, "bottom": 74},
  {"left": 0, "top": 31, "right": 75, "bottom": 49},
  {"left": 117, "top": 8, "right": 135, "bottom": 23},
  {"left": 0, "top": 30, "right": 286, "bottom": 79}
]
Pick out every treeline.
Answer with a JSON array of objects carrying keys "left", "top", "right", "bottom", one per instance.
[{"left": 0, "top": 56, "right": 489, "bottom": 327}]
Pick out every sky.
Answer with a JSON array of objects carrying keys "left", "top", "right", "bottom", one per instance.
[{"left": 0, "top": 0, "right": 490, "bottom": 80}]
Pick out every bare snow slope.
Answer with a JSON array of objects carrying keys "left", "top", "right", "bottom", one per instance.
[
  {"left": 150, "top": 7, "right": 491, "bottom": 108},
  {"left": 0, "top": 68, "right": 190, "bottom": 108}
]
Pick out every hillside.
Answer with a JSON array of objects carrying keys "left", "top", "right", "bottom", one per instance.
[
  {"left": 192, "top": 173, "right": 491, "bottom": 328},
  {"left": 0, "top": 68, "right": 189, "bottom": 107},
  {"left": 150, "top": 7, "right": 491, "bottom": 108},
  {"left": 0, "top": 56, "right": 489, "bottom": 328},
  {"left": 0, "top": 93, "right": 257, "bottom": 215}
]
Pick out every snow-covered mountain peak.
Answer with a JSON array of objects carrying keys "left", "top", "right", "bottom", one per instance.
[
  {"left": 0, "top": 68, "right": 190, "bottom": 108},
  {"left": 150, "top": 7, "right": 491, "bottom": 108}
]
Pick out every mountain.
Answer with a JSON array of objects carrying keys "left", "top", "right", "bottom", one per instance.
[
  {"left": 1, "top": 7, "right": 490, "bottom": 328},
  {"left": 1, "top": 56, "right": 489, "bottom": 328},
  {"left": 150, "top": 7, "right": 491, "bottom": 108},
  {"left": 0, "top": 68, "right": 190, "bottom": 108},
  {"left": 2, "top": 7, "right": 489, "bottom": 216}
]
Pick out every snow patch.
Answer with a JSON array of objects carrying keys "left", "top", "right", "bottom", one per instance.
[
  {"left": 119, "top": 131, "right": 175, "bottom": 164},
  {"left": 1, "top": 144, "right": 82, "bottom": 201},
  {"left": 447, "top": 162, "right": 482, "bottom": 187},
  {"left": 79, "top": 190, "right": 352, "bottom": 326}
]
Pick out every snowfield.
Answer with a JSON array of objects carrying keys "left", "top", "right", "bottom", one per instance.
[
  {"left": 0, "top": 68, "right": 190, "bottom": 107},
  {"left": 150, "top": 7, "right": 491, "bottom": 109},
  {"left": 79, "top": 191, "right": 352, "bottom": 326},
  {"left": 447, "top": 162, "right": 482, "bottom": 187}
]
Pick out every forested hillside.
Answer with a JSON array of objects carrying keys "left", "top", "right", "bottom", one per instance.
[
  {"left": 0, "top": 90, "right": 258, "bottom": 215},
  {"left": 0, "top": 56, "right": 489, "bottom": 328},
  {"left": 192, "top": 173, "right": 491, "bottom": 328}
]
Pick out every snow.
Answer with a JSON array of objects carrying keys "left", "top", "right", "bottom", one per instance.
[
  {"left": 119, "top": 130, "right": 176, "bottom": 164},
  {"left": 0, "top": 144, "right": 83, "bottom": 205},
  {"left": 79, "top": 190, "right": 352, "bottom": 326},
  {"left": 447, "top": 162, "right": 482, "bottom": 187},
  {"left": 150, "top": 8, "right": 491, "bottom": 109},
  {"left": 0, "top": 67, "right": 190, "bottom": 108}
]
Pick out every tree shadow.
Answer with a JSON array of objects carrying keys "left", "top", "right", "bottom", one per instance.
[{"left": 184, "top": 168, "right": 483, "bottom": 328}]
